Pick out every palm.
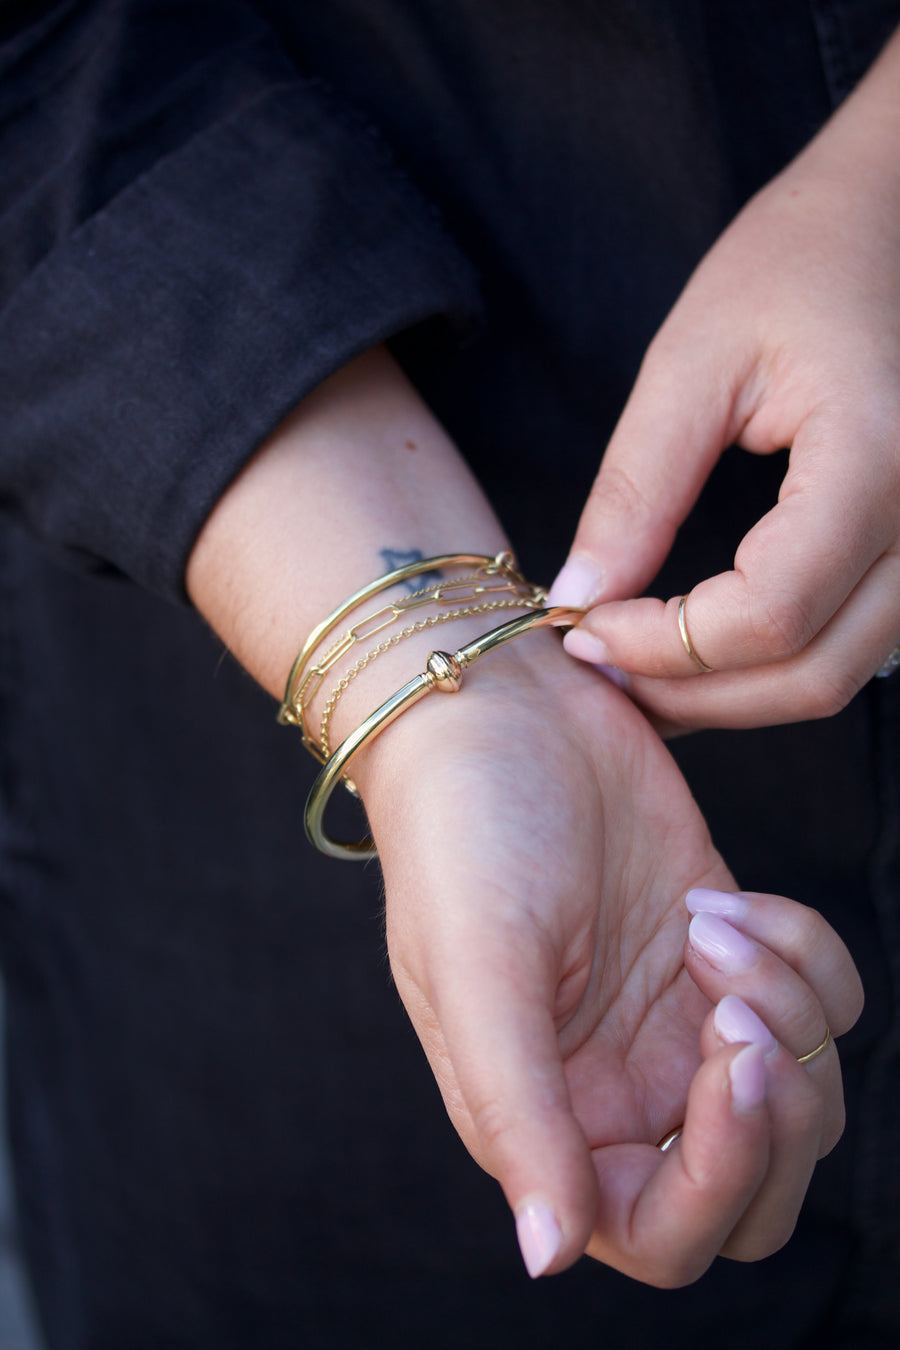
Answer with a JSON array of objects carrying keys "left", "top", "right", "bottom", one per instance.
[
  {"left": 359, "top": 635, "right": 852, "bottom": 1281},
  {"left": 370, "top": 641, "right": 733, "bottom": 1164}
]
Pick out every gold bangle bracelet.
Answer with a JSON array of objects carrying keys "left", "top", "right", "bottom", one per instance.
[
  {"left": 277, "top": 551, "right": 527, "bottom": 740},
  {"left": 317, "top": 594, "right": 544, "bottom": 759},
  {"left": 304, "top": 605, "right": 583, "bottom": 860}
]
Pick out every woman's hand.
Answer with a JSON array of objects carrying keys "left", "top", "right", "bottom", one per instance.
[
  {"left": 186, "top": 342, "right": 863, "bottom": 1285},
  {"left": 356, "top": 642, "right": 863, "bottom": 1285},
  {"left": 549, "top": 28, "right": 900, "bottom": 731}
]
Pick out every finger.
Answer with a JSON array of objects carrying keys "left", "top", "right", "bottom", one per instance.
[
  {"left": 547, "top": 328, "right": 748, "bottom": 610},
  {"left": 404, "top": 936, "right": 598, "bottom": 1278},
  {"left": 603, "top": 545, "right": 900, "bottom": 729},
  {"left": 702, "top": 1000, "right": 826, "bottom": 1260},
  {"left": 683, "top": 910, "right": 845, "bottom": 1151},
  {"left": 565, "top": 413, "right": 900, "bottom": 677},
  {"left": 585, "top": 1040, "right": 771, "bottom": 1286},
  {"left": 684, "top": 888, "right": 864, "bottom": 1035},
  {"left": 699, "top": 997, "right": 825, "bottom": 1260},
  {"left": 685, "top": 914, "right": 834, "bottom": 1052},
  {"left": 703, "top": 987, "right": 840, "bottom": 1156}
]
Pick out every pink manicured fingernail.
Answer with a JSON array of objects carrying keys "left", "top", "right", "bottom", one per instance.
[
  {"left": 563, "top": 627, "right": 612, "bottom": 665},
  {"left": 714, "top": 995, "right": 777, "bottom": 1056},
  {"left": 515, "top": 1201, "right": 562, "bottom": 1278},
  {"left": 596, "top": 664, "right": 630, "bottom": 691},
  {"left": 729, "top": 1044, "right": 767, "bottom": 1114},
  {"left": 685, "top": 888, "right": 749, "bottom": 922},
  {"left": 547, "top": 557, "right": 606, "bottom": 608},
  {"left": 689, "top": 912, "right": 758, "bottom": 974}
]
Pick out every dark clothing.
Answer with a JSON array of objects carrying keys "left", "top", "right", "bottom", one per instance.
[{"left": 1, "top": 2, "right": 899, "bottom": 1346}]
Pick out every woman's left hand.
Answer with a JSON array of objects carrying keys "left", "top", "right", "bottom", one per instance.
[{"left": 358, "top": 643, "right": 864, "bottom": 1285}]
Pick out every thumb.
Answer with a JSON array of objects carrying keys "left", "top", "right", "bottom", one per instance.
[
  {"left": 411, "top": 940, "right": 598, "bottom": 1278},
  {"left": 548, "top": 332, "right": 745, "bottom": 608}
]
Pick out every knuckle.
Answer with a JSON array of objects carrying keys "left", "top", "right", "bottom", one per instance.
[
  {"left": 819, "top": 1103, "right": 847, "bottom": 1159},
  {"left": 587, "top": 462, "right": 656, "bottom": 525},
  {"left": 747, "top": 592, "right": 817, "bottom": 660},
  {"left": 724, "top": 1218, "right": 798, "bottom": 1265},
  {"left": 642, "top": 1250, "right": 711, "bottom": 1290},
  {"left": 796, "top": 665, "right": 863, "bottom": 721},
  {"left": 779, "top": 896, "right": 825, "bottom": 950},
  {"left": 791, "top": 904, "right": 860, "bottom": 1005},
  {"left": 470, "top": 1097, "right": 519, "bottom": 1159},
  {"left": 841, "top": 975, "right": 866, "bottom": 1033},
  {"left": 798, "top": 900, "right": 829, "bottom": 942},
  {"left": 641, "top": 323, "right": 696, "bottom": 380}
]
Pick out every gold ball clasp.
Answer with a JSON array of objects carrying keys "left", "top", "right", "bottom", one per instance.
[{"left": 426, "top": 651, "right": 463, "bottom": 693}]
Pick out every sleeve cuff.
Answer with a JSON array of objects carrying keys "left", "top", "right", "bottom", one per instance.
[{"left": 0, "top": 75, "right": 481, "bottom": 599}]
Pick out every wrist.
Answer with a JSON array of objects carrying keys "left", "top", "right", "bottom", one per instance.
[
  {"left": 185, "top": 345, "right": 511, "bottom": 701},
  {"left": 348, "top": 622, "right": 615, "bottom": 808},
  {"left": 788, "top": 26, "right": 900, "bottom": 207}
]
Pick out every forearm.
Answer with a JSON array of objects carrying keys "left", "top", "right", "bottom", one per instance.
[{"left": 185, "top": 345, "right": 516, "bottom": 742}]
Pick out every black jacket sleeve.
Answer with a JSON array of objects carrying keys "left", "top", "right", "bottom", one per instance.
[{"left": 0, "top": 0, "right": 480, "bottom": 599}]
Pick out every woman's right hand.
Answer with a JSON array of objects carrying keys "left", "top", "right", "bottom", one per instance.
[{"left": 549, "top": 26, "right": 900, "bottom": 732}]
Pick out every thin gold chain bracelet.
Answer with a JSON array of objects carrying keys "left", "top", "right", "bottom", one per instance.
[
  {"left": 278, "top": 552, "right": 533, "bottom": 754},
  {"left": 304, "top": 605, "right": 584, "bottom": 860},
  {"left": 317, "top": 593, "right": 545, "bottom": 758}
]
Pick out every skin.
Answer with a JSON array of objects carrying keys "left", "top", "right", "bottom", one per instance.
[
  {"left": 186, "top": 347, "right": 863, "bottom": 1285},
  {"left": 550, "top": 26, "right": 900, "bottom": 732}
]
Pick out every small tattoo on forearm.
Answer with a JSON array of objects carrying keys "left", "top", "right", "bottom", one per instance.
[{"left": 379, "top": 548, "right": 444, "bottom": 592}]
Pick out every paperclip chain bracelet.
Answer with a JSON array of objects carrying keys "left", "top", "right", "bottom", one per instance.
[
  {"left": 304, "top": 605, "right": 584, "bottom": 861},
  {"left": 277, "top": 551, "right": 531, "bottom": 755},
  {"left": 317, "top": 593, "right": 545, "bottom": 758}
]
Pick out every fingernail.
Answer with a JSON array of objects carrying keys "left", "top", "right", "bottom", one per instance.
[
  {"left": 714, "top": 994, "right": 777, "bottom": 1056},
  {"left": 729, "top": 1043, "right": 767, "bottom": 1114},
  {"left": 685, "top": 888, "right": 749, "bottom": 922},
  {"left": 547, "top": 557, "right": 606, "bottom": 608},
  {"left": 515, "top": 1201, "right": 562, "bottom": 1279},
  {"left": 689, "top": 912, "right": 758, "bottom": 974},
  {"left": 563, "top": 627, "right": 612, "bottom": 666},
  {"left": 596, "top": 664, "right": 630, "bottom": 691}
]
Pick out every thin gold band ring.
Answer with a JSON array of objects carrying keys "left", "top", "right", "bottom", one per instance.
[
  {"left": 656, "top": 1025, "right": 834, "bottom": 1150},
  {"left": 796, "top": 1025, "right": 832, "bottom": 1065},
  {"left": 677, "top": 593, "right": 711, "bottom": 673}
]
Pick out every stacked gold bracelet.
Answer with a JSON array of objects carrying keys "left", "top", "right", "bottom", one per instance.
[
  {"left": 279, "top": 552, "right": 583, "bottom": 861},
  {"left": 278, "top": 552, "right": 536, "bottom": 756}
]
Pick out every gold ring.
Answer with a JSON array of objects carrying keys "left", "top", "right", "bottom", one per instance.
[
  {"left": 796, "top": 1026, "right": 832, "bottom": 1065},
  {"left": 677, "top": 594, "right": 711, "bottom": 673},
  {"left": 656, "top": 1031, "right": 830, "bottom": 1150}
]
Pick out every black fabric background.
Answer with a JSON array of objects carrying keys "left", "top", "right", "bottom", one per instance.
[{"left": 0, "top": 2, "right": 899, "bottom": 1346}]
